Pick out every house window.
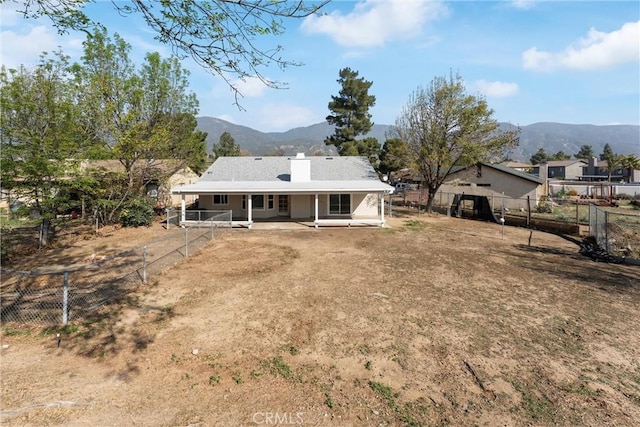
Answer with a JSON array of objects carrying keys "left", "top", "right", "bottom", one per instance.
[
  {"left": 146, "top": 183, "right": 159, "bottom": 199},
  {"left": 241, "top": 195, "right": 246, "bottom": 210},
  {"left": 268, "top": 195, "right": 274, "bottom": 210},
  {"left": 252, "top": 194, "right": 264, "bottom": 209},
  {"left": 213, "top": 194, "right": 228, "bottom": 205},
  {"left": 329, "top": 194, "right": 350, "bottom": 215}
]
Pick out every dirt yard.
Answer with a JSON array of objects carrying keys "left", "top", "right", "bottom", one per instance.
[{"left": 1, "top": 211, "right": 639, "bottom": 426}]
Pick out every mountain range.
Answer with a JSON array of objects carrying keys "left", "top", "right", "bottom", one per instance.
[{"left": 196, "top": 117, "right": 640, "bottom": 162}]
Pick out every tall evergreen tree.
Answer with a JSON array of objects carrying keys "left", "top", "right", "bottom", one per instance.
[
  {"left": 551, "top": 151, "right": 571, "bottom": 160},
  {"left": 575, "top": 144, "right": 595, "bottom": 160},
  {"left": 325, "top": 68, "right": 377, "bottom": 157},
  {"left": 213, "top": 132, "right": 241, "bottom": 158},
  {"left": 530, "top": 148, "right": 549, "bottom": 165},
  {"left": 379, "top": 138, "right": 410, "bottom": 177},
  {"left": 600, "top": 143, "right": 614, "bottom": 161}
]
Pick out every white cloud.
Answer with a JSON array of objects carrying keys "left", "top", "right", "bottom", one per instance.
[
  {"left": 0, "top": 26, "right": 83, "bottom": 68},
  {"left": 509, "top": 0, "right": 536, "bottom": 10},
  {"left": 301, "top": 0, "right": 448, "bottom": 48},
  {"left": 0, "top": 2, "right": 23, "bottom": 26},
  {"left": 233, "top": 76, "right": 270, "bottom": 98},
  {"left": 474, "top": 80, "right": 519, "bottom": 98},
  {"left": 256, "top": 104, "right": 320, "bottom": 131},
  {"left": 523, "top": 21, "right": 640, "bottom": 71}
]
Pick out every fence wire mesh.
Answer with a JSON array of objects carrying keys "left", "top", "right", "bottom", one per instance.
[
  {"left": 166, "top": 209, "right": 233, "bottom": 229},
  {"left": 1, "top": 225, "right": 221, "bottom": 325},
  {"left": 589, "top": 204, "right": 640, "bottom": 258},
  {"left": 393, "top": 189, "right": 639, "bottom": 259}
]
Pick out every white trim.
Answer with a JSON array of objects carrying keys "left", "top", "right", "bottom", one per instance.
[
  {"left": 314, "top": 193, "right": 319, "bottom": 228},
  {"left": 181, "top": 195, "right": 186, "bottom": 222}
]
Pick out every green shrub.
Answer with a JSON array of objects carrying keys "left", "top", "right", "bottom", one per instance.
[
  {"left": 535, "top": 202, "right": 552, "bottom": 214},
  {"left": 120, "top": 197, "right": 155, "bottom": 227}
]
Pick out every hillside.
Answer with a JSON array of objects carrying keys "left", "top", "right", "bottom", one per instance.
[{"left": 197, "top": 117, "right": 639, "bottom": 161}]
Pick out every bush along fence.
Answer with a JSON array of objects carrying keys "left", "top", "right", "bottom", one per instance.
[
  {"left": 0, "top": 225, "right": 223, "bottom": 326},
  {"left": 392, "top": 190, "right": 640, "bottom": 261}
]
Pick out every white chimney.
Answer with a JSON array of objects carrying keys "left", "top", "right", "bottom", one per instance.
[{"left": 290, "top": 153, "right": 310, "bottom": 182}]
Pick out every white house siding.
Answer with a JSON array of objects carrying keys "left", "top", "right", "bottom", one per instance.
[
  {"left": 199, "top": 194, "right": 242, "bottom": 218},
  {"left": 352, "top": 193, "right": 378, "bottom": 217},
  {"left": 438, "top": 167, "right": 541, "bottom": 211},
  {"left": 318, "top": 195, "right": 328, "bottom": 215},
  {"left": 198, "top": 192, "right": 382, "bottom": 220},
  {"left": 290, "top": 194, "right": 311, "bottom": 219}
]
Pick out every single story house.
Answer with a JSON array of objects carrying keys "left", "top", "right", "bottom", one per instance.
[
  {"left": 171, "top": 154, "right": 394, "bottom": 228},
  {"left": 83, "top": 159, "right": 199, "bottom": 207},
  {"left": 436, "top": 162, "right": 545, "bottom": 211},
  {"left": 532, "top": 160, "right": 586, "bottom": 180}
]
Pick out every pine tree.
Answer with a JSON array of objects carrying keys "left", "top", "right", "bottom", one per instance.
[
  {"left": 213, "top": 132, "right": 241, "bottom": 158},
  {"left": 325, "top": 68, "right": 376, "bottom": 156}
]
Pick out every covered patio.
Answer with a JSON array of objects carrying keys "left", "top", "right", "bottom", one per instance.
[{"left": 171, "top": 154, "right": 394, "bottom": 229}]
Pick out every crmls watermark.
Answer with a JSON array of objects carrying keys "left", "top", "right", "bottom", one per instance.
[{"left": 252, "top": 412, "right": 304, "bottom": 425}]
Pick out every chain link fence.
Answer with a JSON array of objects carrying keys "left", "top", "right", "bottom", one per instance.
[
  {"left": 589, "top": 204, "right": 640, "bottom": 258},
  {"left": 392, "top": 189, "right": 640, "bottom": 259},
  {"left": 166, "top": 209, "right": 233, "bottom": 229},
  {"left": 1, "top": 222, "right": 227, "bottom": 325}
]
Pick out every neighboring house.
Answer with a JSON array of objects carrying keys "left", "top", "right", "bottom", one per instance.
[
  {"left": 82, "top": 160, "right": 199, "bottom": 207},
  {"left": 171, "top": 154, "right": 394, "bottom": 228},
  {"left": 500, "top": 161, "right": 532, "bottom": 173},
  {"left": 531, "top": 160, "right": 586, "bottom": 180},
  {"left": 580, "top": 157, "right": 639, "bottom": 183},
  {"left": 390, "top": 168, "right": 422, "bottom": 187},
  {"left": 437, "top": 163, "right": 544, "bottom": 210}
]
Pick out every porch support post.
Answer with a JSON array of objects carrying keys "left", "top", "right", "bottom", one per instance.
[
  {"left": 380, "top": 192, "right": 385, "bottom": 227},
  {"left": 181, "top": 194, "right": 186, "bottom": 223},
  {"left": 247, "top": 194, "right": 253, "bottom": 228},
  {"left": 314, "top": 193, "right": 319, "bottom": 228}
]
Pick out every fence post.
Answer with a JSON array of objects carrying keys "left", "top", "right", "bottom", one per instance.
[
  {"left": 143, "top": 245, "right": 147, "bottom": 283},
  {"left": 575, "top": 201, "right": 579, "bottom": 226},
  {"left": 185, "top": 227, "right": 189, "bottom": 257},
  {"left": 526, "top": 196, "right": 531, "bottom": 227},
  {"left": 62, "top": 272, "right": 69, "bottom": 325},
  {"left": 604, "top": 211, "right": 609, "bottom": 253}
]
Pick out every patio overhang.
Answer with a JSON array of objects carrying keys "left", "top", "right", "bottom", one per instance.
[{"left": 171, "top": 181, "right": 394, "bottom": 229}]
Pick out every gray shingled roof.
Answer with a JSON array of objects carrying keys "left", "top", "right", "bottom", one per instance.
[
  {"left": 173, "top": 155, "right": 393, "bottom": 194},
  {"left": 199, "top": 156, "right": 379, "bottom": 181}
]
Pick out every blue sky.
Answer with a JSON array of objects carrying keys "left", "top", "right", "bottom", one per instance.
[{"left": 1, "top": 0, "right": 639, "bottom": 132}]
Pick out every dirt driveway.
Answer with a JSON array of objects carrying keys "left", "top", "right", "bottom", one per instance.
[{"left": 2, "top": 213, "right": 639, "bottom": 426}]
